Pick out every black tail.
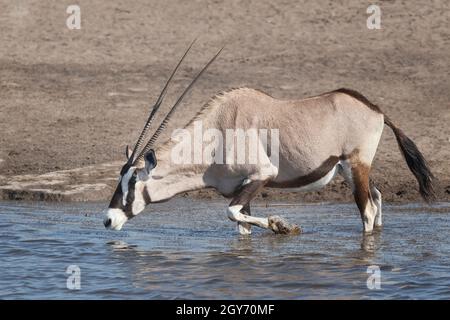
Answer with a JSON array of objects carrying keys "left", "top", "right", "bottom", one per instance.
[{"left": 384, "top": 117, "right": 436, "bottom": 202}]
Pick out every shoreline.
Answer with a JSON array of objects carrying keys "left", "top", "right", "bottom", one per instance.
[{"left": 1, "top": 162, "right": 448, "bottom": 203}]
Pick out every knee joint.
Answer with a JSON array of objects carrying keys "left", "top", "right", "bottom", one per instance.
[{"left": 227, "top": 205, "right": 243, "bottom": 222}]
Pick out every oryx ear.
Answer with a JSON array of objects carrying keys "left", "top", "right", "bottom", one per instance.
[
  {"left": 125, "top": 145, "right": 132, "bottom": 160},
  {"left": 144, "top": 149, "right": 157, "bottom": 173}
]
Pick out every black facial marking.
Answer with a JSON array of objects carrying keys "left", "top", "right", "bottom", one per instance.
[
  {"left": 108, "top": 183, "right": 123, "bottom": 211},
  {"left": 124, "top": 173, "right": 137, "bottom": 217},
  {"left": 120, "top": 163, "right": 132, "bottom": 176},
  {"left": 143, "top": 185, "right": 151, "bottom": 204},
  {"left": 108, "top": 168, "right": 137, "bottom": 219}
]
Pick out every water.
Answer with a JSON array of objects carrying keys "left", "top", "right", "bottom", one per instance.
[{"left": 0, "top": 199, "right": 449, "bottom": 299}]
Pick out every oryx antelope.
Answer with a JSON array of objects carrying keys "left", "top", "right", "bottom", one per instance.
[{"left": 104, "top": 43, "right": 435, "bottom": 234}]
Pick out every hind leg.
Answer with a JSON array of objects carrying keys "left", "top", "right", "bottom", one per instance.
[
  {"left": 370, "top": 184, "right": 382, "bottom": 228},
  {"left": 352, "top": 164, "right": 378, "bottom": 233},
  {"left": 340, "top": 160, "right": 378, "bottom": 233}
]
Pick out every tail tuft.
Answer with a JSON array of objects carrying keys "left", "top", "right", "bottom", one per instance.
[{"left": 385, "top": 117, "right": 436, "bottom": 202}]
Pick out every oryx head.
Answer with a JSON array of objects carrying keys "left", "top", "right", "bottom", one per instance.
[{"left": 104, "top": 41, "right": 223, "bottom": 230}]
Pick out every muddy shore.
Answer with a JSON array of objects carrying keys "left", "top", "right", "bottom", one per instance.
[{"left": 0, "top": 0, "right": 449, "bottom": 202}]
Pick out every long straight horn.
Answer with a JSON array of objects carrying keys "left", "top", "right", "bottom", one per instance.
[
  {"left": 128, "top": 39, "right": 197, "bottom": 164},
  {"left": 135, "top": 47, "right": 224, "bottom": 164}
]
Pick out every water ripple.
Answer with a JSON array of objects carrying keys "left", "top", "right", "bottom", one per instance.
[{"left": 0, "top": 200, "right": 449, "bottom": 299}]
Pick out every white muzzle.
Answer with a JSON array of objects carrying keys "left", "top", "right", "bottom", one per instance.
[{"left": 104, "top": 208, "right": 128, "bottom": 230}]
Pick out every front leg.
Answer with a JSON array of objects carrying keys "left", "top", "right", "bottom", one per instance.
[
  {"left": 227, "top": 179, "right": 300, "bottom": 235},
  {"left": 237, "top": 203, "right": 252, "bottom": 235},
  {"left": 228, "top": 204, "right": 270, "bottom": 229}
]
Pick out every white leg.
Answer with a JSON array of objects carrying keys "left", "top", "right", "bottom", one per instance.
[
  {"left": 228, "top": 205, "right": 301, "bottom": 235},
  {"left": 236, "top": 183, "right": 252, "bottom": 235},
  {"left": 371, "top": 185, "right": 382, "bottom": 227},
  {"left": 228, "top": 205, "right": 269, "bottom": 229},
  {"left": 237, "top": 206, "right": 252, "bottom": 235},
  {"left": 362, "top": 203, "right": 377, "bottom": 233},
  {"left": 237, "top": 222, "right": 252, "bottom": 235}
]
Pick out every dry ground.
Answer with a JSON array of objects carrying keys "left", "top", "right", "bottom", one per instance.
[{"left": 0, "top": 0, "right": 449, "bottom": 202}]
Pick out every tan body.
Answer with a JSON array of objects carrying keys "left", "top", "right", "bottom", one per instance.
[
  {"left": 150, "top": 88, "right": 382, "bottom": 195},
  {"left": 132, "top": 87, "right": 424, "bottom": 235},
  {"left": 105, "top": 49, "right": 434, "bottom": 235}
]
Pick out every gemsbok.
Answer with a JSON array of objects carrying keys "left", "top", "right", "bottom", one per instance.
[{"left": 104, "top": 42, "right": 435, "bottom": 235}]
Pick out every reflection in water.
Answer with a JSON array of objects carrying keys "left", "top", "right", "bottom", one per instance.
[
  {"left": 0, "top": 200, "right": 449, "bottom": 299},
  {"left": 227, "top": 232, "right": 299, "bottom": 256},
  {"left": 107, "top": 240, "right": 138, "bottom": 250},
  {"left": 360, "top": 230, "right": 382, "bottom": 255}
]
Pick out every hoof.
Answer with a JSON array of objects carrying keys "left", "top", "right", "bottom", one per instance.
[
  {"left": 237, "top": 222, "right": 252, "bottom": 235},
  {"left": 268, "top": 215, "right": 301, "bottom": 235}
]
